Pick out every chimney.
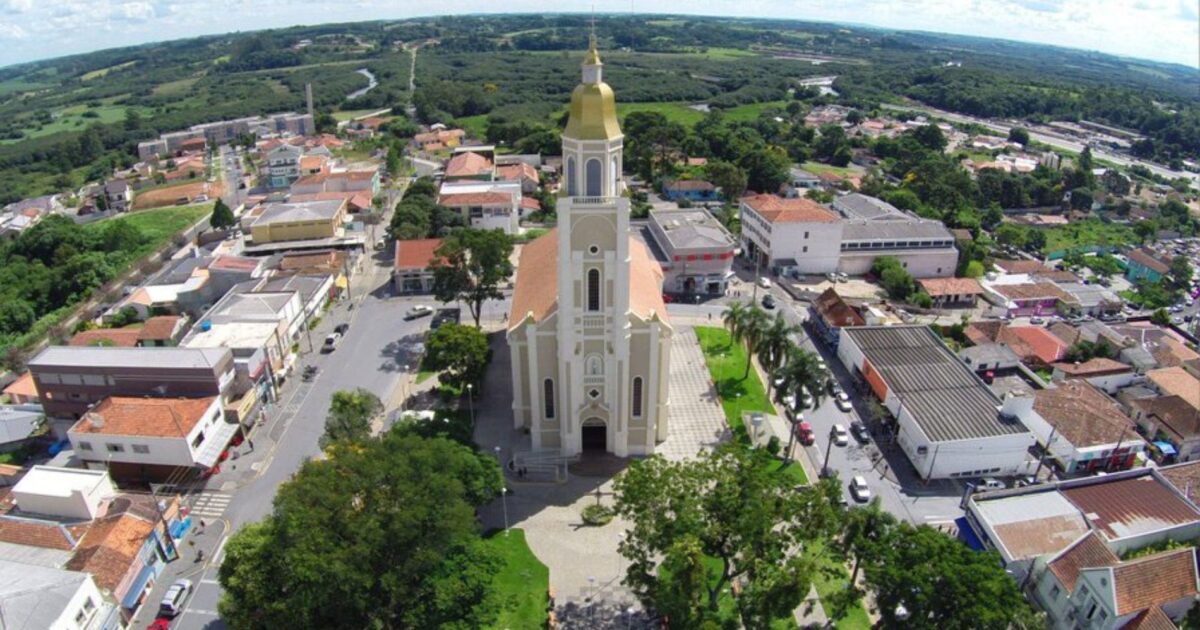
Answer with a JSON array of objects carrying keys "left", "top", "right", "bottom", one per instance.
[{"left": 305, "top": 83, "right": 314, "bottom": 119}]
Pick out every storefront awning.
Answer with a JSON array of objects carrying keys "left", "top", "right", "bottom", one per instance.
[
  {"left": 1153, "top": 441, "right": 1178, "bottom": 456},
  {"left": 956, "top": 516, "right": 987, "bottom": 552}
]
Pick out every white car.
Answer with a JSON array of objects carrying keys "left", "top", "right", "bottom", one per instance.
[
  {"left": 835, "top": 392, "right": 852, "bottom": 412},
  {"left": 832, "top": 424, "right": 849, "bottom": 446},
  {"left": 850, "top": 476, "right": 871, "bottom": 502},
  {"left": 801, "top": 388, "right": 814, "bottom": 409},
  {"left": 758, "top": 277, "right": 771, "bottom": 289},
  {"left": 159, "top": 579, "right": 194, "bottom": 617},
  {"left": 404, "top": 305, "right": 434, "bottom": 320}
]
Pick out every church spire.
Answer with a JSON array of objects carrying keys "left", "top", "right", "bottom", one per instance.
[{"left": 585, "top": 32, "right": 602, "bottom": 66}]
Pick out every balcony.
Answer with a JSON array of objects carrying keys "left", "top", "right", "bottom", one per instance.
[
  {"left": 569, "top": 196, "right": 618, "bottom": 206},
  {"left": 580, "top": 314, "right": 607, "bottom": 329}
]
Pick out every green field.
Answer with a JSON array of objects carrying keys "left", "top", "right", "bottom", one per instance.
[
  {"left": 1041, "top": 218, "right": 1136, "bottom": 255},
  {"left": 617, "top": 101, "right": 707, "bottom": 126},
  {"left": 724, "top": 100, "right": 789, "bottom": 122},
  {"left": 483, "top": 529, "right": 549, "bottom": 630},
  {"left": 151, "top": 76, "right": 200, "bottom": 97},
  {"left": 0, "top": 77, "right": 54, "bottom": 96},
  {"left": 457, "top": 114, "right": 489, "bottom": 139},
  {"left": 692, "top": 47, "right": 758, "bottom": 59},
  {"left": 334, "top": 109, "right": 376, "bottom": 122},
  {"left": 4, "top": 104, "right": 151, "bottom": 144},
  {"left": 82, "top": 61, "right": 138, "bottom": 81},
  {"left": 800, "top": 161, "right": 858, "bottom": 177},
  {"left": 88, "top": 204, "right": 212, "bottom": 251}
]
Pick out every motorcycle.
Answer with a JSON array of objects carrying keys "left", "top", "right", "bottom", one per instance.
[{"left": 302, "top": 365, "right": 318, "bottom": 382}]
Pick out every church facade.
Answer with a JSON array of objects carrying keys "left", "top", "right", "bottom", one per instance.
[{"left": 507, "top": 39, "right": 672, "bottom": 458}]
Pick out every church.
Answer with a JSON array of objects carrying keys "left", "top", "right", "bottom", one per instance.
[{"left": 507, "top": 38, "right": 673, "bottom": 458}]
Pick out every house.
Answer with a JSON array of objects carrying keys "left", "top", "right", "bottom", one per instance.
[
  {"left": 1146, "top": 366, "right": 1200, "bottom": 411},
  {"left": 1159, "top": 460, "right": 1200, "bottom": 506},
  {"left": 289, "top": 170, "right": 380, "bottom": 197},
  {"left": 27, "top": 346, "right": 235, "bottom": 420},
  {"left": 136, "top": 316, "right": 186, "bottom": 347},
  {"left": 1130, "top": 396, "right": 1200, "bottom": 463},
  {"left": 266, "top": 144, "right": 303, "bottom": 189},
  {"left": 809, "top": 288, "right": 866, "bottom": 347},
  {"left": 1050, "top": 358, "right": 1135, "bottom": 393},
  {"left": 103, "top": 180, "right": 133, "bottom": 213},
  {"left": 0, "top": 559, "right": 118, "bottom": 630},
  {"left": 0, "top": 404, "right": 43, "bottom": 454},
  {"left": 836, "top": 325, "right": 1037, "bottom": 479},
  {"left": 780, "top": 167, "right": 822, "bottom": 198},
  {"left": 1056, "top": 283, "right": 1123, "bottom": 318},
  {"left": 739, "top": 193, "right": 842, "bottom": 275},
  {"left": 443, "top": 151, "right": 495, "bottom": 182},
  {"left": 645, "top": 209, "right": 736, "bottom": 296},
  {"left": 662, "top": 179, "right": 719, "bottom": 202},
  {"left": 393, "top": 238, "right": 443, "bottom": 294},
  {"left": 68, "top": 395, "right": 234, "bottom": 480},
  {"left": 959, "top": 343, "right": 1023, "bottom": 373},
  {"left": 249, "top": 199, "right": 347, "bottom": 245},
  {"left": 436, "top": 187, "right": 521, "bottom": 234},
  {"left": 984, "top": 281, "right": 1079, "bottom": 318},
  {"left": 917, "top": 277, "right": 985, "bottom": 308},
  {"left": 3, "top": 372, "right": 39, "bottom": 405},
  {"left": 1125, "top": 248, "right": 1170, "bottom": 283},
  {"left": 965, "top": 321, "right": 1070, "bottom": 366},
  {"left": 496, "top": 162, "right": 540, "bottom": 194},
  {"left": 69, "top": 328, "right": 143, "bottom": 348},
  {"left": 1003, "top": 380, "right": 1145, "bottom": 474},
  {"left": 412, "top": 128, "right": 465, "bottom": 152}
]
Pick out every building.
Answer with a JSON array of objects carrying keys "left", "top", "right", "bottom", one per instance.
[
  {"left": 662, "top": 179, "right": 718, "bottom": 202},
  {"left": 0, "top": 404, "right": 43, "bottom": 452},
  {"left": 1056, "top": 282, "right": 1123, "bottom": 318},
  {"left": 1125, "top": 248, "right": 1170, "bottom": 283},
  {"left": 183, "top": 289, "right": 304, "bottom": 379},
  {"left": 837, "top": 325, "right": 1036, "bottom": 479},
  {"left": 11, "top": 466, "right": 116, "bottom": 520},
  {"left": 1003, "top": 380, "right": 1145, "bottom": 474},
  {"left": 249, "top": 199, "right": 347, "bottom": 245},
  {"left": 103, "top": 180, "right": 133, "bottom": 213},
  {"left": 289, "top": 170, "right": 380, "bottom": 197},
  {"left": 266, "top": 144, "right": 303, "bottom": 189},
  {"left": 393, "top": 238, "right": 443, "bottom": 294},
  {"left": 68, "top": 395, "right": 233, "bottom": 480},
  {"left": 916, "top": 277, "right": 985, "bottom": 308},
  {"left": 137, "top": 112, "right": 314, "bottom": 160},
  {"left": 507, "top": 39, "right": 673, "bottom": 458},
  {"left": 0, "top": 559, "right": 118, "bottom": 630},
  {"left": 965, "top": 321, "right": 1070, "bottom": 366},
  {"left": 809, "top": 288, "right": 866, "bottom": 347},
  {"left": 496, "top": 162, "right": 541, "bottom": 194},
  {"left": 27, "top": 346, "right": 234, "bottom": 419},
  {"left": 412, "top": 128, "right": 465, "bottom": 152},
  {"left": 832, "top": 194, "right": 958, "bottom": 278},
  {"left": 444, "top": 151, "right": 495, "bottom": 181},
  {"left": 1050, "top": 358, "right": 1135, "bottom": 393},
  {"left": 1130, "top": 396, "right": 1200, "bottom": 463},
  {"left": 983, "top": 281, "right": 1079, "bottom": 318},
  {"left": 1146, "top": 366, "right": 1200, "bottom": 411},
  {"left": 739, "top": 193, "right": 842, "bottom": 275},
  {"left": 645, "top": 208, "right": 736, "bottom": 296},
  {"left": 437, "top": 189, "right": 522, "bottom": 233},
  {"left": 781, "top": 167, "right": 822, "bottom": 197}
]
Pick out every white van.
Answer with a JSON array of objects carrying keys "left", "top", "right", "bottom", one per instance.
[{"left": 159, "top": 579, "right": 193, "bottom": 617}]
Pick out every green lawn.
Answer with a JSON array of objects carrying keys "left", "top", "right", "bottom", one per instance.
[
  {"left": 691, "top": 47, "right": 758, "bottom": 59},
  {"left": 334, "top": 109, "right": 376, "bottom": 122},
  {"left": 87, "top": 204, "right": 212, "bottom": 252},
  {"left": 806, "top": 541, "right": 872, "bottom": 630},
  {"left": 4, "top": 104, "right": 152, "bottom": 144},
  {"left": 800, "top": 161, "right": 858, "bottom": 177},
  {"left": 618, "top": 102, "right": 708, "bottom": 127},
  {"left": 1042, "top": 218, "right": 1136, "bottom": 255},
  {"left": 81, "top": 60, "right": 138, "bottom": 81},
  {"left": 694, "top": 326, "right": 776, "bottom": 444},
  {"left": 457, "top": 114, "right": 489, "bottom": 140},
  {"left": 483, "top": 529, "right": 549, "bottom": 630},
  {"left": 723, "top": 100, "right": 790, "bottom": 122}
]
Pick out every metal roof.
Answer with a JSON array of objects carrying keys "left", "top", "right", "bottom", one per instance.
[
  {"left": 29, "top": 346, "right": 231, "bottom": 371},
  {"left": 844, "top": 325, "right": 1030, "bottom": 442}
]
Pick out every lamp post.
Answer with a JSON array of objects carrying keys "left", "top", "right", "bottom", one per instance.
[
  {"left": 466, "top": 383, "right": 475, "bottom": 427},
  {"left": 400, "top": 364, "right": 410, "bottom": 412},
  {"left": 500, "top": 487, "right": 509, "bottom": 536},
  {"left": 751, "top": 413, "right": 764, "bottom": 448}
]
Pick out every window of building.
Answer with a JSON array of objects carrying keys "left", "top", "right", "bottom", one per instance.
[
  {"left": 192, "top": 431, "right": 206, "bottom": 448},
  {"left": 83, "top": 598, "right": 95, "bottom": 613},
  {"left": 632, "top": 377, "right": 644, "bottom": 417},
  {"left": 804, "top": 231, "right": 809, "bottom": 239},
  {"left": 587, "top": 268, "right": 601, "bottom": 311},
  {"left": 803, "top": 246, "right": 808, "bottom": 253},
  {"left": 132, "top": 444, "right": 150, "bottom": 454},
  {"left": 106, "top": 443, "right": 124, "bottom": 453},
  {"left": 589, "top": 388, "right": 601, "bottom": 399},
  {"left": 1049, "top": 585, "right": 1060, "bottom": 600},
  {"left": 544, "top": 379, "right": 555, "bottom": 419},
  {"left": 78, "top": 441, "right": 93, "bottom": 451},
  {"left": 585, "top": 158, "right": 602, "bottom": 196},
  {"left": 566, "top": 157, "right": 577, "bottom": 196}
]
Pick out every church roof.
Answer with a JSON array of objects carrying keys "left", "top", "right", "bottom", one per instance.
[{"left": 509, "top": 229, "right": 670, "bottom": 329}]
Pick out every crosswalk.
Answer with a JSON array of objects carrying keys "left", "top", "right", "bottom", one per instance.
[{"left": 187, "top": 492, "right": 232, "bottom": 520}]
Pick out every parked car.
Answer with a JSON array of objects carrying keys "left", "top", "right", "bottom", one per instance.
[
  {"left": 147, "top": 618, "right": 172, "bottom": 630},
  {"left": 801, "top": 387, "right": 814, "bottom": 409},
  {"left": 430, "top": 308, "right": 461, "bottom": 330},
  {"left": 836, "top": 273, "right": 849, "bottom": 283},
  {"left": 828, "top": 380, "right": 843, "bottom": 397},
  {"left": 758, "top": 277, "right": 771, "bottom": 289},
  {"left": 404, "top": 305, "right": 433, "bottom": 320},
  {"left": 334, "top": 323, "right": 350, "bottom": 335},
  {"left": 850, "top": 420, "right": 869, "bottom": 443},
  {"left": 977, "top": 478, "right": 1006, "bottom": 491},
  {"left": 831, "top": 424, "right": 849, "bottom": 446},
  {"left": 762, "top": 294, "right": 776, "bottom": 309},
  {"left": 322, "top": 332, "right": 341, "bottom": 353},
  {"left": 849, "top": 476, "right": 871, "bottom": 502},
  {"left": 836, "top": 392, "right": 853, "bottom": 413},
  {"left": 159, "top": 579, "right": 193, "bottom": 618},
  {"left": 1029, "top": 316, "right": 1044, "bottom": 325},
  {"left": 826, "top": 272, "right": 838, "bottom": 283},
  {"left": 795, "top": 421, "right": 815, "bottom": 446}
]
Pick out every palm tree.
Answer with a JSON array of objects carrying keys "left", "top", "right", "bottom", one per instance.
[
  {"left": 774, "top": 346, "right": 825, "bottom": 463},
  {"left": 756, "top": 313, "right": 796, "bottom": 399},
  {"left": 722, "top": 301, "right": 750, "bottom": 353},
  {"left": 740, "top": 306, "right": 769, "bottom": 380}
]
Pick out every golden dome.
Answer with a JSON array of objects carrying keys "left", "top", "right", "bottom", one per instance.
[{"left": 564, "top": 82, "right": 621, "bottom": 141}]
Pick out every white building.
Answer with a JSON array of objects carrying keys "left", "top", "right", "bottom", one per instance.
[
  {"left": 437, "top": 179, "right": 522, "bottom": 234},
  {"left": 507, "top": 39, "right": 673, "bottom": 458},
  {"left": 267, "top": 144, "right": 303, "bottom": 189},
  {"left": 836, "top": 325, "right": 1037, "bottom": 480},
  {"left": 739, "top": 193, "right": 842, "bottom": 275},
  {"left": 10, "top": 466, "right": 116, "bottom": 520},
  {"left": 0, "top": 559, "right": 117, "bottom": 630}
]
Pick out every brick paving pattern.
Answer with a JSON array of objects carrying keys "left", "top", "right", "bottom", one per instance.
[{"left": 657, "top": 326, "right": 731, "bottom": 460}]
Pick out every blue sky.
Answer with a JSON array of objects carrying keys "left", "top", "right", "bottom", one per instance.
[{"left": 1, "top": 0, "right": 1197, "bottom": 69}]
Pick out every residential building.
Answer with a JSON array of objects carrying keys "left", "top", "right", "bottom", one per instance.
[
  {"left": 137, "top": 112, "right": 313, "bottom": 160},
  {"left": 1125, "top": 248, "right": 1170, "bottom": 283},
  {"left": 256, "top": 274, "right": 335, "bottom": 322},
  {"left": 137, "top": 315, "right": 187, "bottom": 347},
  {"left": 266, "top": 144, "right": 303, "bottom": 189},
  {"left": 0, "top": 404, "right": 43, "bottom": 453},
  {"left": 11, "top": 466, "right": 116, "bottom": 520},
  {"left": 662, "top": 179, "right": 719, "bottom": 202},
  {"left": 983, "top": 281, "right": 1079, "bottom": 317},
  {"left": 1050, "top": 358, "right": 1135, "bottom": 393},
  {"left": 496, "top": 162, "right": 541, "bottom": 193},
  {"left": 1056, "top": 282, "right": 1123, "bottom": 318},
  {"left": 1146, "top": 366, "right": 1200, "bottom": 411},
  {"left": 836, "top": 325, "right": 1036, "bottom": 479},
  {"left": 959, "top": 343, "right": 1023, "bottom": 373},
  {"left": 1004, "top": 380, "right": 1145, "bottom": 474},
  {"left": 645, "top": 208, "right": 736, "bottom": 296},
  {"left": 780, "top": 167, "right": 821, "bottom": 197},
  {"left": 809, "top": 288, "right": 866, "bottom": 347},
  {"left": 916, "top": 277, "right": 985, "bottom": 308},
  {"left": 70, "top": 328, "right": 142, "bottom": 348},
  {"left": 289, "top": 170, "right": 380, "bottom": 197},
  {"left": 832, "top": 193, "right": 957, "bottom": 278},
  {"left": 437, "top": 181, "right": 522, "bottom": 234},
  {"left": 183, "top": 289, "right": 304, "bottom": 381},
  {"left": 507, "top": 40, "right": 673, "bottom": 458},
  {"left": 739, "top": 193, "right": 842, "bottom": 274},
  {"left": 1131, "top": 396, "right": 1200, "bottom": 463},
  {"left": 27, "top": 346, "right": 235, "bottom": 419},
  {"left": 966, "top": 321, "right": 1070, "bottom": 366},
  {"left": 3, "top": 372, "right": 39, "bottom": 405},
  {"left": 1159, "top": 460, "right": 1200, "bottom": 506},
  {"left": 393, "top": 238, "right": 443, "bottom": 294},
  {"left": 249, "top": 199, "right": 347, "bottom": 245},
  {"left": 68, "top": 395, "right": 233, "bottom": 480},
  {"left": 0, "top": 559, "right": 118, "bottom": 630},
  {"left": 412, "top": 128, "right": 465, "bottom": 152},
  {"left": 444, "top": 151, "right": 495, "bottom": 181},
  {"left": 103, "top": 180, "right": 133, "bottom": 213}
]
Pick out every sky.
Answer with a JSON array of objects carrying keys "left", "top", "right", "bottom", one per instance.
[{"left": 0, "top": 0, "right": 1197, "bottom": 69}]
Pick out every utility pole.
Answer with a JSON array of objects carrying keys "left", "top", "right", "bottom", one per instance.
[
  {"left": 821, "top": 426, "right": 836, "bottom": 478},
  {"left": 1033, "top": 425, "right": 1057, "bottom": 480}
]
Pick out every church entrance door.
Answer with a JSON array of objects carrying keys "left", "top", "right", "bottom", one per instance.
[{"left": 581, "top": 418, "right": 607, "bottom": 452}]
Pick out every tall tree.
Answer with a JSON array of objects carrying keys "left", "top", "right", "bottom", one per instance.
[
  {"left": 614, "top": 447, "right": 843, "bottom": 628},
  {"left": 209, "top": 198, "right": 236, "bottom": 230},
  {"left": 740, "top": 305, "right": 769, "bottom": 380},
  {"left": 430, "top": 229, "right": 514, "bottom": 327},
  {"left": 423, "top": 323, "right": 490, "bottom": 394},
  {"left": 319, "top": 388, "right": 383, "bottom": 449},
  {"left": 704, "top": 160, "right": 748, "bottom": 201},
  {"left": 773, "top": 346, "right": 825, "bottom": 463},
  {"left": 756, "top": 312, "right": 795, "bottom": 399},
  {"left": 218, "top": 430, "right": 502, "bottom": 629}
]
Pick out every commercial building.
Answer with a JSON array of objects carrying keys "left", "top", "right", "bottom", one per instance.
[
  {"left": 137, "top": 112, "right": 314, "bottom": 160},
  {"left": 249, "top": 199, "right": 348, "bottom": 245},
  {"left": 916, "top": 277, "right": 985, "bottom": 308},
  {"left": 393, "top": 238, "right": 443, "bottom": 294},
  {"left": 266, "top": 144, "right": 303, "bottom": 189},
  {"left": 739, "top": 193, "right": 842, "bottom": 275},
  {"left": 27, "top": 346, "right": 234, "bottom": 419},
  {"left": 1130, "top": 396, "right": 1200, "bottom": 464},
  {"left": 808, "top": 288, "right": 866, "bottom": 347},
  {"left": 11, "top": 466, "right": 116, "bottom": 520},
  {"left": 644, "top": 208, "right": 736, "bottom": 296},
  {"left": 836, "top": 325, "right": 1036, "bottom": 479},
  {"left": 0, "top": 559, "right": 118, "bottom": 630}
]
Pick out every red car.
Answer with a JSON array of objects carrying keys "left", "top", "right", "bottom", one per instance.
[
  {"left": 147, "top": 618, "right": 171, "bottom": 630},
  {"left": 795, "top": 421, "right": 815, "bottom": 446}
]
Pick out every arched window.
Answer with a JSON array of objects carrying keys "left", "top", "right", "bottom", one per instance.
[
  {"left": 587, "top": 268, "right": 601, "bottom": 311},
  {"left": 632, "top": 377, "right": 644, "bottom": 417},
  {"left": 585, "top": 158, "right": 602, "bottom": 196},
  {"left": 566, "top": 157, "right": 577, "bottom": 197},
  {"left": 610, "top": 155, "right": 619, "bottom": 194},
  {"left": 543, "top": 379, "right": 555, "bottom": 419}
]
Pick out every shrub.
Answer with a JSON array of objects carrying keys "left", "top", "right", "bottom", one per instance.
[
  {"left": 581, "top": 503, "right": 614, "bottom": 526},
  {"left": 766, "top": 435, "right": 782, "bottom": 456}
]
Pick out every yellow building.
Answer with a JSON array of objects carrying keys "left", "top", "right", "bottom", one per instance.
[{"left": 249, "top": 199, "right": 347, "bottom": 244}]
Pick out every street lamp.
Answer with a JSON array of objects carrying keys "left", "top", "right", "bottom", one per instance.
[
  {"left": 500, "top": 487, "right": 509, "bottom": 536},
  {"left": 466, "top": 383, "right": 475, "bottom": 427},
  {"left": 750, "top": 414, "right": 764, "bottom": 448},
  {"left": 400, "top": 364, "right": 410, "bottom": 412},
  {"left": 626, "top": 606, "right": 636, "bottom": 630}
]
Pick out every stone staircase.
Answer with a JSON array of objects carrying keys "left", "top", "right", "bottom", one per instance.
[{"left": 509, "top": 449, "right": 576, "bottom": 483}]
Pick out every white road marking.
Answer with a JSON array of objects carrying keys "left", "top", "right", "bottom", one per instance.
[
  {"left": 200, "top": 579, "right": 221, "bottom": 586},
  {"left": 213, "top": 534, "right": 230, "bottom": 563}
]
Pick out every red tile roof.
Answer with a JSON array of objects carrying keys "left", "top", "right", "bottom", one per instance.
[
  {"left": 0, "top": 514, "right": 85, "bottom": 550},
  {"left": 1061, "top": 474, "right": 1200, "bottom": 541},
  {"left": 917, "top": 277, "right": 984, "bottom": 297},
  {"left": 394, "top": 238, "right": 444, "bottom": 271},
  {"left": 741, "top": 194, "right": 838, "bottom": 224},
  {"left": 1008, "top": 326, "right": 1069, "bottom": 364},
  {"left": 1124, "top": 606, "right": 1178, "bottom": 630},
  {"left": 991, "top": 281, "right": 1077, "bottom": 304},
  {"left": 1147, "top": 367, "right": 1200, "bottom": 410},
  {"left": 438, "top": 192, "right": 513, "bottom": 207},
  {"left": 445, "top": 151, "right": 493, "bottom": 178},
  {"left": 1048, "top": 531, "right": 1118, "bottom": 592},
  {"left": 1051, "top": 357, "right": 1132, "bottom": 376},
  {"left": 1159, "top": 461, "right": 1200, "bottom": 506},
  {"left": 994, "top": 259, "right": 1052, "bottom": 274},
  {"left": 65, "top": 512, "right": 155, "bottom": 593},
  {"left": 520, "top": 196, "right": 542, "bottom": 211},
  {"left": 2, "top": 372, "right": 38, "bottom": 401},
  {"left": 497, "top": 162, "right": 539, "bottom": 184},
  {"left": 1032, "top": 380, "right": 1141, "bottom": 448},
  {"left": 71, "top": 396, "right": 217, "bottom": 438},
  {"left": 1111, "top": 547, "right": 1199, "bottom": 615},
  {"left": 1129, "top": 248, "right": 1170, "bottom": 274},
  {"left": 138, "top": 316, "right": 182, "bottom": 341},
  {"left": 70, "top": 328, "right": 142, "bottom": 348},
  {"left": 813, "top": 288, "right": 865, "bottom": 328},
  {"left": 209, "top": 255, "right": 261, "bottom": 272}
]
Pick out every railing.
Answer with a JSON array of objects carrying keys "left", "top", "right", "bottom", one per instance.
[
  {"left": 581, "top": 315, "right": 607, "bottom": 328},
  {"left": 569, "top": 196, "right": 617, "bottom": 205}
]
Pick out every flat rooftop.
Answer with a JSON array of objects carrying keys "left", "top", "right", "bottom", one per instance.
[
  {"left": 29, "top": 346, "right": 230, "bottom": 371},
  {"left": 843, "top": 325, "right": 1029, "bottom": 442},
  {"left": 649, "top": 208, "right": 735, "bottom": 251},
  {"left": 12, "top": 466, "right": 108, "bottom": 499}
]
